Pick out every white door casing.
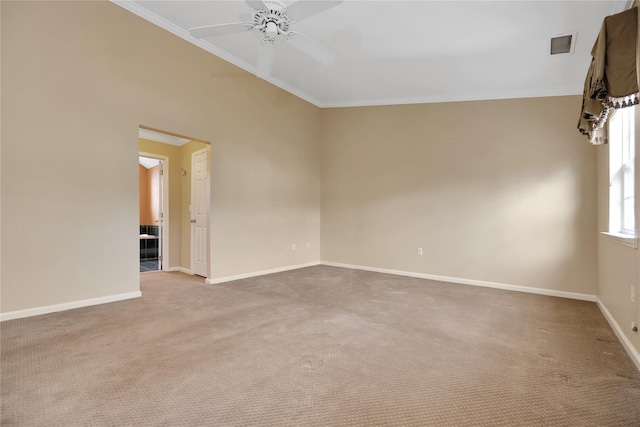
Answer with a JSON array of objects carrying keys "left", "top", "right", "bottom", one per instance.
[
  {"left": 157, "top": 161, "right": 164, "bottom": 270},
  {"left": 191, "top": 148, "right": 209, "bottom": 277}
]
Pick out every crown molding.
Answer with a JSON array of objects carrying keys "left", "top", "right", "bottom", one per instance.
[{"left": 316, "top": 85, "right": 585, "bottom": 109}]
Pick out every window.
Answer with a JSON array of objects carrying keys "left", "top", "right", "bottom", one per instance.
[{"left": 609, "top": 105, "right": 637, "bottom": 238}]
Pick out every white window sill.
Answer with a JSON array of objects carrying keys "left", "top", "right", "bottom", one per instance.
[{"left": 601, "top": 232, "right": 638, "bottom": 248}]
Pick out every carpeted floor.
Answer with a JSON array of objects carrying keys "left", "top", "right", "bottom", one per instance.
[{"left": 1, "top": 265, "right": 639, "bottom": 426}]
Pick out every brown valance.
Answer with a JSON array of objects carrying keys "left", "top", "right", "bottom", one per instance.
[{"left": 578, "top": 7, "right": 639, "bottom": 144}]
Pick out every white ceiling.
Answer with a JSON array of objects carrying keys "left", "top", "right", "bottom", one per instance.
[{"left": 114, "top": 0, "right": 630, "bottom": 108}]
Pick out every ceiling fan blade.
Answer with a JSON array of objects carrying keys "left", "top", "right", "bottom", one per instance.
[
  {"left": 285, "top": 0, "right": 343, "bottom": 23},
  {"left": 256, "top": 42, "right": 275, "bottom": 79},
  {"left": 189, "top": 22, "right": 249, "bottom": 39},
  {"left": 288, "top": 32, "right": 336, "bottom": 66},
  {"left": 244, "top": 0, "right": 265, "bottom": 10}
]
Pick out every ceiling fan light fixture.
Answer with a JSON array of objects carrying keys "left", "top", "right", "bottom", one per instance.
[{"left": 265, "top": 21, "right": 280, "bottom": 38}]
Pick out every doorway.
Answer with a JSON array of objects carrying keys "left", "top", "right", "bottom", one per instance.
[{"left": 138, "top": 126, "right": 211, "bottom": 280}]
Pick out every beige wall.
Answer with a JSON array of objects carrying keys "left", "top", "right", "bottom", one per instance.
[
  {"left": 321, "top": 97, "right": 598, "bottom": 295},
  {"left": 1, "top": 1, "right": 321, "bottom": 313}
]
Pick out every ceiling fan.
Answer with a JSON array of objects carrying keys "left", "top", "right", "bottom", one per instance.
[{"left": 189, "top": 0, "right": 343, "bottom": 78}]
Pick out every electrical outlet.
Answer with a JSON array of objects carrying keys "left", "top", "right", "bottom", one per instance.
[
  {"left": 631, "top": 285, "right": 636, "bottom": 303},
  {"left": 292, "top": 243, "right": 296, "bottom": 251},
  {"left": 417, "top": 247, "right": 423, "bottom": 256},
  {"left": 306, "top": 242, "right": 311, "bottom": 249}
]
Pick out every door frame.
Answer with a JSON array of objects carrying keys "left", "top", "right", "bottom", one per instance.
[{"left": 139, "top": 151, "right": 170, "bottom": 270}]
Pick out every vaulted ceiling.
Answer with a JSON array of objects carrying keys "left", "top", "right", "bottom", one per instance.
[{"left": 113, "top": 0, "right": 630, "bottom": 108}]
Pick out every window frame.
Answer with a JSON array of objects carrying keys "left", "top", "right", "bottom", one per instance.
[{"left": 605, "top": 105, "right": 639, "bottom": 248}]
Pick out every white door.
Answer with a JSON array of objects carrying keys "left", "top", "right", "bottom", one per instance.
[
  {"left": 157, "top": 161, "right": 164, "bottom": 270},
  {"left": 191, "top": 148, "right": 209, "bottom": 277}
]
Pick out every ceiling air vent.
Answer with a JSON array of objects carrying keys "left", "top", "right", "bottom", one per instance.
[{"left": 550, "top": 34, "right": 574, "bottom": 55}]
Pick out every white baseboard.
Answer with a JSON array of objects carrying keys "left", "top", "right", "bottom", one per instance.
[
  {"left": 207, "top": 261, "right": 322, "bottom": 285},
  {"left": 0, "top": 291, "right": 142, "bottom": 322},
  {"left": 596, "top": 298, "right": 640, "bottom": 372},
  {"left": 321, "top": 261, "right": 597, "bottom": 302},
  {"left": 165, "top": 267, "right": 192, "bottom": 275}
]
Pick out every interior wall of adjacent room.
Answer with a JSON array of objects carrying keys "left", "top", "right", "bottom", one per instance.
[
  {"left": 0, "top": 1, "right": 322, "bottom": 313},
  {"left": 321, "top": 96, "right": 598, "bottom": 296}
]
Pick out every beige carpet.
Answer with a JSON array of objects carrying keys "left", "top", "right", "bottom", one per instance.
[{"left": 1, "top": 265, "right": 639, "bottom": 426}]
